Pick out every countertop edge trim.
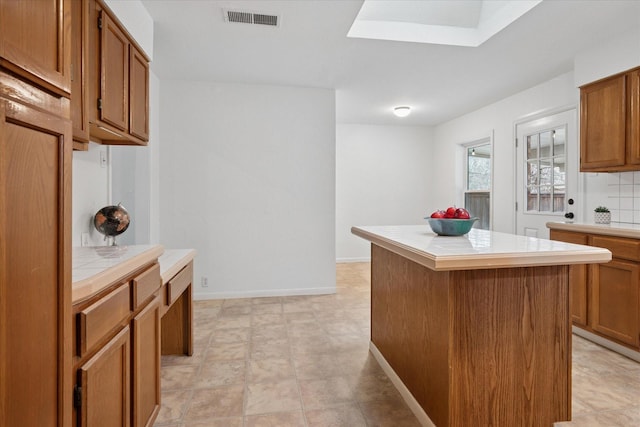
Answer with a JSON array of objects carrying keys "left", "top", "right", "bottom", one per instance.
[
  {"left": 72, "top": 245, "right": 165, "bottom": 303},
  {"left": 352, "top": 227, "right": 611, "bottom": 271},
  {"left": 160, "top": 250, "right": 197, "bottom": 284},
  {"left": 547, "top": 221, "right": 640, "bottom": 239},
  {"left": 351, "top": 226, "right": 437, "bottom": 270}
]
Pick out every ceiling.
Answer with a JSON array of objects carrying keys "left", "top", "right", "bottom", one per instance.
[
  {"left": 141, "top": 0, "right": 640, "bottom": 127},
  {"left": 348, "top": 0, "right": 542, "bottom": 47}
]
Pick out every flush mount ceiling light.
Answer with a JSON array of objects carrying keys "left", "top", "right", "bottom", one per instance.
[
  {"left": 348, "top": 0, "right": 542, "bottom": 47},
  {"left": 393, "top": 106, "right": 411, "bottom": 117}
]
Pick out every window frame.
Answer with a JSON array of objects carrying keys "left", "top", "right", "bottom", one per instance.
[{"left": 461, "top": 135, "right": 493, "bottom": 230}]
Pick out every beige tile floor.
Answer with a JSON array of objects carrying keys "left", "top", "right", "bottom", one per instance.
[{"left": 154, "top": 262, "right": 640, "bottom": 427}]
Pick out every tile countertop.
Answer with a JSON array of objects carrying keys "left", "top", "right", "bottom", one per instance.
[
  {"left": 351, "top": 225, "right": 611, "bottom": 271},
  {"left": 158, "top": 249, "right": 197, "bottom": 284},
  {"left": 547, "top": 221, "right": 640, "bottom": 239},
  {"left": 72, "top": 244, "right": 164, "bottom": 303}
]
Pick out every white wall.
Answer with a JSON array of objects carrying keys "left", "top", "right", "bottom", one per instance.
[
  {"left": 336, "top": 124, "right": 432, "bottom": 261},
  {"left": 574, "top": 27, "right": 640, "bottom": 87},
  {"left": 105, "top": 0, "right": 154, "bottom": 60},
  {"left": 72, "top": 143, "right": 110, "bottom": 247},
  {"left": 159, "top": 80, "right": 336, "bottom": 299},
  {"left": 149, "top": 71, "right": 161, "bottom": 244},
  {"left": 432, "top": 72, "right": 579, "bottom": 234}
]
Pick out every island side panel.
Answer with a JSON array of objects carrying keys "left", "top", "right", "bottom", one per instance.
[
  {"left": 449, "top": 266, "right": 571, "bottom": 426},
  {"left": 371, "top": 244, "right": 451, "bottom": 427}
]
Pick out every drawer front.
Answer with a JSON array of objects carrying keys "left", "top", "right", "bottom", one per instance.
[
  {"left": 590, "top": 235, "right": 640, "bottom": 261},
  {"left": 550, "top": 230, "right": 588, "bottom": 245},
  {"left": 78, "top": 283, "right": 131, "bottom": 356},
  {"left": 167, "top": 262, "right": 193, "bottom": 306},
  {"left": 132, "top": 263, "right": 161, "bottom": 309}
]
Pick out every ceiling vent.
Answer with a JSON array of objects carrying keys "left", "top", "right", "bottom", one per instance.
[{"left": 224, "top": 9, "right": 280, "bottom": 27}]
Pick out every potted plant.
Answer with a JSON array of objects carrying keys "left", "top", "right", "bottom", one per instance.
[{"left": 594, "top": 206, "right": 611, "bottom": 224}]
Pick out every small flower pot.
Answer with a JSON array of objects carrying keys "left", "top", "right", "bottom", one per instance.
[{"left": 594, "top": 212, "right": 611, "bottom": 224}]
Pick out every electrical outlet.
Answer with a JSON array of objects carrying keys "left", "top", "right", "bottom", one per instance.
[
  {"left": 201, "top": 277, "right": 209, "bottom": 288},
  {"left": 81, "top": 232, "right": 90, "bottom": 247}
]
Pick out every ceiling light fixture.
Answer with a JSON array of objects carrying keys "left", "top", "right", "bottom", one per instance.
[{"left": 393, "top": 106, "right": 411, "bottom": 117}]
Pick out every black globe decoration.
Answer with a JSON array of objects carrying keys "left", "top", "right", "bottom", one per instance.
[{"left": 94, "top": 203, "right": 130, "bottom": 246}]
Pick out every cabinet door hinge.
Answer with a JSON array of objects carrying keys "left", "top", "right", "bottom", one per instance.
[
  {"left": 515, "top": 138, "right": 518, "bottom": 148},
  {"left": 73, "top": 385, "right": 82, "bottom": 409},
  {"left": 97, "top": 98, "right": 103, "bottom": 110},
  {"left": 515, "top": 202, "right": 518, "bottom": 212},
  {"left": 98, "top": 16, "right": 103, "bottom": 29}
]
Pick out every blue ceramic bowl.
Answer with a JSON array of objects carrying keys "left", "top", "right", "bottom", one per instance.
[{"left": 426, "top": 217, "right": 479, "bottom": 236}]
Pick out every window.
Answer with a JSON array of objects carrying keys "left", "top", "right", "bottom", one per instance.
[
  {"left": 464, "top": 141, "right": 492, "bottom": 230},
  {"left": 526, "top": 127, "right": 566, "bottom": 213}
]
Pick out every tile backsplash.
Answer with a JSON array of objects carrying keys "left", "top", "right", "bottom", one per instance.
[{"left": 606, "top": 172, "right": 640, "bottom": 223}]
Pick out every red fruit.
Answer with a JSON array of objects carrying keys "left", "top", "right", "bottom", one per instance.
[
  {"left": 444, "top": 207, "right": 456, "bottom": 218},
  {"left": 430, "top": 210, "right": 445, "bottom": 218},
  {"left": 454, "top": 208, "right": 471, "bottom": 219}
]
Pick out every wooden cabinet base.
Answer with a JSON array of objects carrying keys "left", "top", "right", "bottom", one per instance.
[
  {"left": 161, "top": 287, "right": 193, "bottom": 356},
  {"left": 370, "top": 244, "right": 570, "bottom": 426},
  {"left": 159, "top": 260, "right": 194, "bottom": 356}
]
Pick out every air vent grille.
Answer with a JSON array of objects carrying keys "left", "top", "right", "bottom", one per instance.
[{"left": 224, "top": 9, "right": 279, "bottom": 27}]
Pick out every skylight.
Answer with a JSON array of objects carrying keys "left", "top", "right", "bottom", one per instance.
[{"left": 347, "top": 0, "right": 543, "bottom": 47}]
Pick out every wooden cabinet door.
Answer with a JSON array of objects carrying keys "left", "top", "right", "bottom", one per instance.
[
  {"left": 99, "top": 10, "right": 128, "bottom": 132},
  {"left": 71, "top": 0, "right": 89, "bottom": 147},
  {"left": 0, "top": 0, "right": 71, "bottom": 96},
  {"left": 549, "top": 230, "right": 588, "bottom": 326},
  {"left": 591, "top": 259, "right": 640, "bottom": 348},
  {"left": 78, "top": 326, "right": 131, "bottom": 427},
  {"left": 132, "top": 297, "right": 161, "bottom": 427},
  {"left": 129, "top": 45, "right": 149, "bottom": 142},
  {"left": 0, "top": 96, "right": 72, "bottom": 427},
  {"left": 580, "top": 74, "right": 627, "bottom": 170},
  {"left": 627, "top": 69, "right": 640, "bottom": 165}
]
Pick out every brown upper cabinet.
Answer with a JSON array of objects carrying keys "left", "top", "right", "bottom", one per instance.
[
  {"left": 580, "top": 67, "right": 640, "bottom": 171},
  {"left": 72, "top": 0, "right": 150, "bottom": 150},
  {"left": 1, "top": 1, "right": 73, "bottom": 425},
  {"left": 0, "top": 0, "right": 71, "bottom": 97},
  {"left": 71, "top": 0, "right": 90, "bottom": 149}
]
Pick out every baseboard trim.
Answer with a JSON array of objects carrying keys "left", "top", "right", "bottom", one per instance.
[
  {"left": 194, "top": 286, "right": 336, "bottom": 300},
  {"left": 369, "top": 342, "right": 435, "bottom": 427},
  {"left": 572, "top": 327, "right": 640, "bottom": 362},
  {"left": 336, "top": 257, "right": 370, "bottom": 263}
]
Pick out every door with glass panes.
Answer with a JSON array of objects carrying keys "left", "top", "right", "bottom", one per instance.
[{"left": 515, "top": 109, "right": 579, "bottom": 239}]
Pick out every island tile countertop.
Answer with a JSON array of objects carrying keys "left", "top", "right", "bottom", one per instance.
[
  {"left": 72, "top": 244, "right": 164, "bottom": 303},
  {"left": 352, "top": 225, "right": 611, "bottom": 271},
  {"left": 547, "top": 221, "right": 640, "bottom": 239},
  {"left": 159, "top": 249, "right": 197, "bottom": 284}
]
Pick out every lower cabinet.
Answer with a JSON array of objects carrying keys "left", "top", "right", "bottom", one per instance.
[
  {"left": 550, "top": 230, "right": 588, "bottom": 326},
  {"left": 550, "top": 230, "right": 640, "bottom": 350},
  {"left": 132, "top": 297, "right": 161, "bottom": 427},
  {"left": 73, "top": 262, "right": 161, "bottom": 427},
  {"left": 77, "top": 327, "right": 131, "bottom": 427},
  {"left": 591, "top": 259, "right": 640, "bottom": 347}
]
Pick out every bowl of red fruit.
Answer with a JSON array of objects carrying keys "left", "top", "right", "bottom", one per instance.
[{"left": 425, "top": 207, "right": 478, "bottom": 236}]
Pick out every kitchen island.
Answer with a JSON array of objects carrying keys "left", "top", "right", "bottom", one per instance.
[{"left": 351, "top": 225, "right": 611, "bottom": 427}]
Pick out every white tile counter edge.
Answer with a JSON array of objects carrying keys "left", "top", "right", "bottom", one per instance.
[
  {"left": 72, "top": 244, "right": 165, "bottom": 303},
  {"left": 547, "top": 221, "right": 640, "bottom": 239},
  {"left": 159, "top": 249, "right": 197, "bottom": 284},
  {"left": 352, "top": 225, "right": 611, "bottom": 271}
]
